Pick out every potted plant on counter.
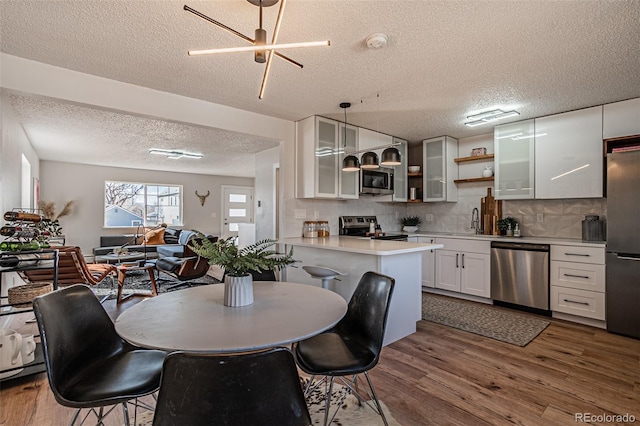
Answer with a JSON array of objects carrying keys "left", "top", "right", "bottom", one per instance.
[
  {"left": 399, "top": 215, "right": 422, "bottom": 233},
  {"left": 189, "top": 235, "right": 296, "bottom": 307},
  {"left": 497, "top": 217, "right": 518, "bottom": 236}
]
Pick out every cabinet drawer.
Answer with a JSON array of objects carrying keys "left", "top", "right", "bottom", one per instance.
[
  {"left": 550, "top": 261, "right": 605, "bottom": 292},
  {"left": 551, "top": 245, "right": 604, "bottom": 264},
  {"left": 436, "top": 238, "right": 490, "bottom": 254},
  {"left": 550, "top": 286, "right": 605, "bottom": 320}
]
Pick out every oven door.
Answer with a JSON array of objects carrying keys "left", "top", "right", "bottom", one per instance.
[{"left": 360, "top": 168, "right": 394, "bottom": 195}]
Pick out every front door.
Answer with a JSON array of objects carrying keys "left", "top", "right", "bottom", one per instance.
[{"left": 221, "top": 186, "right": 254, "bottom": 239}]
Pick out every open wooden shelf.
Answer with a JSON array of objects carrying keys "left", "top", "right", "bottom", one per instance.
[
  {"left": 406, "top": 199, "right": 423, "bottom": 203},
  {"left": 407, "top": 172, "right": 423, "bottom": 177},
  {"left": 454, "top": 154, "right": 494, "bottom": 163},
  {"left": 454, "top": 176, "right": 495, "bottom": 184}
]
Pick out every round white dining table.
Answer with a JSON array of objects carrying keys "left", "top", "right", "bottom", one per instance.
[{"left": 114, "top": 281, "right": 348, "bottom": 352}]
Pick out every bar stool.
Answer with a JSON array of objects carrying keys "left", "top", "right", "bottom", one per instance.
[{"left": 302, "top": 266, "right": 346, "bottom": 290}]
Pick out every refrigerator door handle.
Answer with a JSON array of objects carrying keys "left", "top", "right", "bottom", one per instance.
[{"left": 618, "top": 255, "right": 640, "bottom": 262}]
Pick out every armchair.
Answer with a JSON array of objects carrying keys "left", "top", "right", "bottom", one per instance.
[
  {"left": 155, "top": 236, "right": 217, "bottom": 288},
  {"left": 19, "top": 246, "right": 116, "bottom": 302}
]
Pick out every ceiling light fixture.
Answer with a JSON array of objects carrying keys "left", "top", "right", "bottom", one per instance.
[
  {"left": 149, "top": 148, "right": 203, "bottom": 160},
  {"left": 465, "top": 109, "right": 520, "bottom": 127},
  {"left": 360, "top": 151, "right": 380, "bottom": 169},
  {"left": 184, "top": 0, "right": 330, "bottom": 99}
]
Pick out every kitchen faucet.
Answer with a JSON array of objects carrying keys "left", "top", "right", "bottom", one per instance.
[{"left": 471, "top": 207, "right": 481, "bottom": 234}]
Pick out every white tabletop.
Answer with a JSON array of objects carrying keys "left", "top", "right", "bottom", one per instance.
[{"left": 114, "top": 281, "right": 348, "bottom": 352}]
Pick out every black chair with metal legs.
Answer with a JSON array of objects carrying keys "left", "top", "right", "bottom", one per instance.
[
  {"left": 33, "top": 285, "right": 167, "bottom": 426},
  {"left": 152, "top": 347, "right": 311, "bottom": 426},
  {"left": 293, "top": 271, "right": 395, "bottom": 426}
]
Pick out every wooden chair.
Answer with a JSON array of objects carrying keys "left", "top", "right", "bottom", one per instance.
[{"left": 19, "top": 246, "right": 117, "bottom": 302}]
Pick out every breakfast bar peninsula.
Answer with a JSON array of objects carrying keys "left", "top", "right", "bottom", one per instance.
[{"left": 282, "top": 236, "right": 442, "bottom": 345}]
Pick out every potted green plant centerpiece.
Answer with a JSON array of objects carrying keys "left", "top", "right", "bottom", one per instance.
[
  {"left": 497, "top": 217, "right": 518, "bottom": 236},
  {"left": 189, "top": 235, "right": 296, "bottom": 307},
  {"left": 399, "top": 215, "right": 422, "bottom": 233}
]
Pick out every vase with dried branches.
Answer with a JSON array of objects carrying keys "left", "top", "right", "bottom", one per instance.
[{"left": 37, "top": 200, "right": 74, "bottom": 237}]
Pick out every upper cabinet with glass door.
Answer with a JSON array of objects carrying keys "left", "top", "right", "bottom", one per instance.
[
  {"left": 339, "top": 122, "right": 359, "bottom": 199},
  {"left": 391, "top": 138, "right": 408, "bottom": 202},
  {"left": 422, "top": 136, "right": 458, "bottom": 202},
  {"left": 296, "top": 116, "right": 340, "bottom": 198},
  {"left": 534, "top": 106, "right": 603, "bottom": 199},
  {"left": 494, "top": 119, "right": 535, "bottom": 200}
]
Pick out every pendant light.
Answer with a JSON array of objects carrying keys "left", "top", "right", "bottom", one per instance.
[
  {"left": 341, "top": 102, "right": 360, "bottom": 172},
  {"left": 360, "top": 151, "right": 380, "bottom": 169},
  {"left": 380, "top": 146, "right": 401, "bottom": 166}
]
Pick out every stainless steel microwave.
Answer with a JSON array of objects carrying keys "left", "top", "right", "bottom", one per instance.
[{"left": 360, "top": 167, "right": 394, "bottom": 195}]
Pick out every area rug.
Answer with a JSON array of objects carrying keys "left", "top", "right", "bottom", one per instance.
[
  {"left": 422, "top": 293, "right": 550, "bottom": 347},
  {"left": 126, "top": 381, "right": 401, "bottom": 426}
]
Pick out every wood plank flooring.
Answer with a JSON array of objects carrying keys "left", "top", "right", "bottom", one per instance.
[{"left": 1, "top": 295, "right": 639, "bottom": 426}]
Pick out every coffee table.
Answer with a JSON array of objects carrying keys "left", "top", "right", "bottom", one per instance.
[
  {"left": 116, "top": 263, "right": 158, "bottom": 304},
  {"left": 114, "top": 281, "right": 348, "bottom": 352},
  {"left": 96, "top": 251, "right": 145, "bottom": 264}
]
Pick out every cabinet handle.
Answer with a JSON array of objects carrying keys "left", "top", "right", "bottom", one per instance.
[
  {"left": 456, "top": 253, "right": 459, "bottom": 268},
  {"left": 563, "top": 273, "right": 590, "bottom": 279},
  {"left": 563, "top": 299, "right": 590, "bottom": 306},
  {"left": 564, "top": 252, "right": 590, "bottom": 257},
  {"left": 461, "top": 253, "right": 465, "bottom": 268}
]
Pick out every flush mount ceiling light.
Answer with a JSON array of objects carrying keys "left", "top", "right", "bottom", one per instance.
[
  {"left": 184, "top": 0, "right": 330, "bottom": 99},
  {"left": 464, "top": 109, "right": 520, "bottom": 127},
  {"left": 149, "top": 148, "right": 203, "bottom": 160}
]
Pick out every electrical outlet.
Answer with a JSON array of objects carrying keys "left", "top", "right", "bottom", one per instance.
[
  {"left": 314, "top": 211, "right": 320, "bottom": 219},
  {"left": 425, "top": 214, "right": 433, "bottom": 222},
  {"left": 294, "top": 209, "right": 307, "bottom": 219},
  {"left": 537, "top": 213, "right": 544, "bottom": 222},
  {"left": 211, "top": 212, "right": 217, "bottom": 218}
]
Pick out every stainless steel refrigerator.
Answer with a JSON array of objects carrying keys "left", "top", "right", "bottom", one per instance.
[{"left": 606, "top": 149, "right": 640, "bottom": 339}]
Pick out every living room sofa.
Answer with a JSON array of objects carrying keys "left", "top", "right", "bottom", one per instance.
[{"left": 92, "top": 227, "right": 183, "bottom": 260}]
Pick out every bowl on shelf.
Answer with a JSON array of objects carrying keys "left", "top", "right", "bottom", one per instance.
[{"left": 408, "top": 166, "right": 421, "bottom": 173}]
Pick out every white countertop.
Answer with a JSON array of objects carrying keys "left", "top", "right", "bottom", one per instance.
[
  {"left": 405, "top": 232, "right": 606, "bottom": 248},
  {"left": 282, "top": 236, "right": 443, "bottom": 256}
]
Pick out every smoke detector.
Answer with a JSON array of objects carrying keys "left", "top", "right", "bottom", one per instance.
[{"left": 365, "top": 33, "right": 388, "bottom": 49}]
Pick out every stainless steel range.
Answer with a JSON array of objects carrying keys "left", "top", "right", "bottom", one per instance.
[{"left": 339, "top": 216, "right": 409, "bottom": 241}]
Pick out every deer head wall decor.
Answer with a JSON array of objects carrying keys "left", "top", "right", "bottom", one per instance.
[{"left": 195, "top": 190, "right": 210, "bottom": 206}]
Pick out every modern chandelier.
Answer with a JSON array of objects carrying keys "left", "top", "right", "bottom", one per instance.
[{"left": 184, "top": 0, "right": 330, "bottom": 99}]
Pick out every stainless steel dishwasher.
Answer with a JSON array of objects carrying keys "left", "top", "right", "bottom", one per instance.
[{"left": 490, "top": 241, "right": 550, "bottom": 310}]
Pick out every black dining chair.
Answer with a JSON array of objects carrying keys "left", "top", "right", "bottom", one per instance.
[
  {"left": 32, "top": 284, "right": 167, "bottom": 426},
  {"left": 152, "top": 347, "right": 311, "bottom": 426},
  {"left": 293, "top": 271, "right": 395, "bottom": 426}
]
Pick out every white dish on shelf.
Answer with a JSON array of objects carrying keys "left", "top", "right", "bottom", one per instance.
[{"left": 408, "top": 166, "right": 421, "bottom": 173}]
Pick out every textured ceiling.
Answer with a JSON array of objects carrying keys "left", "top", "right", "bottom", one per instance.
[{"left": 2, "top": 0, "right": 640, "bottom": 177}]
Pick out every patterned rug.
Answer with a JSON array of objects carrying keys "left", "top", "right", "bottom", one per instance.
[
  {"left": 126, "top": 380, "right": 401, "bottom": 426},
  {"left": 422, "top": 293, "right": 550, "bottom": 346}
]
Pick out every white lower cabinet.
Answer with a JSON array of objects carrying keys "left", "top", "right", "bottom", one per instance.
[
  {"left": 550, "top": 245, "right": 606, "bottom": 320},
  {"left": 435, "top": 238, "right": 490, "bottom": 297},
  {"left": 419, "top": 237, "right": 436, "bottom": 288}
]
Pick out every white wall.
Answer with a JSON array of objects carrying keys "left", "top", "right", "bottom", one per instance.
[
  {"left": 40, "top": 161, "right": 253, "bottom": 255},
  {"left": 254, "top": 145, "right": 279, "bottom": 241},
  {"left": 0, "top": 92, "right": 40, "bottom": 217}
]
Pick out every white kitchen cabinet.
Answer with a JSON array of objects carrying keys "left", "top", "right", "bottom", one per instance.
[
  {"left": 358, "top": 127, "right": 393, "bottom": 151},
  {"left": 435, "top": 238, "right": 490, "bottom": 297},
  {"left": 534, "top": 106, "right": 603, "bottom": 199},
  {"left": 392, "top": 138, "right": 408, "bottom": 202},
  {"left": 494, "top": 119, "right": 535, "bottom": 200},
  {"left": 296, "top": 116, "right": 359, "bottom": 199},
  {"left": 422, "top": 136, "right": 458, "bottom": 202},
  {"left": 603, "top": 98, "right": 640, "bottom": 140},
  {"left": 339, "top": 122, "right": 359, "bottom": 199},
  {"left": 550, "top": 244, "right": 606, "bottom": 321},
  {"left": 419, "top": 236, "right": 436, "bottom": 288}
]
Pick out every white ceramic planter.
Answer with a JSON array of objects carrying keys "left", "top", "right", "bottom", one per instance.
[
  {"left": 224, "top": 274, "right": 254, "bottom": 307},
  {"left": 402, "top": 226, "right": 419, "bottom": 233}
]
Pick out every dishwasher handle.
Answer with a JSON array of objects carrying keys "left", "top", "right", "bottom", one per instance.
[{"left": 491, "top": 241, "right": 550, "bottom": 252}]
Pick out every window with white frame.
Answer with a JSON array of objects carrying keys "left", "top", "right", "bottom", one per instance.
[{"left": 104, "top": 181, "right": 183, "bottom": 227}]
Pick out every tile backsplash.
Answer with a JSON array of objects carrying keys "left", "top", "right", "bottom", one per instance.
[{"left": 285, "top": 183, "right": 606, "bottom": 240}]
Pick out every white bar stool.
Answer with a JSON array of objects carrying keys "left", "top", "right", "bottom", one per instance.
[{"left": 302, "top": 266, "right": 346, "bottom": 290}]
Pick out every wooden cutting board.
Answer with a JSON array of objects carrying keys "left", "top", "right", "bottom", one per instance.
[{"left": 481, "top": 188, "right": 502, "bottom": 235}]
